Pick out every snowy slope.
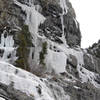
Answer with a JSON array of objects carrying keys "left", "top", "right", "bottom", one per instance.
[
  {"left": 0, "top": 61, "right": 54, "bottom": 100},
  {"left": 0, "top": 97, "right": 5, "bottom": 100},
  {"left": 0, "top": 61, "right": 72, "bottom": 100}
]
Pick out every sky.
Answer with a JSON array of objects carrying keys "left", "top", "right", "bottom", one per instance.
[{"left": 70, "top": 0, "right": 100, "bottom": 48}]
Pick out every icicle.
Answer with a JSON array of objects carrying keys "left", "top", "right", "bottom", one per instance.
[
  {"left": 60, "top": 0, "right": 68, "bottom": 14},
  {"left": 0, "top": 30, "right": 14, "bottom": 47},
  {"left": 0, "top": 30, "right": 16, "bottom": 63}
]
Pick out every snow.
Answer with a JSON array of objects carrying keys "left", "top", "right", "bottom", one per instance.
[
  {"left": 13, "top": 0, "right": 100, "bottom": 90},
  {"left": 74, "top": 86, "right": 80, "bottom": 89},
  {"left": 46, "top": 40, "right": 100, "bottom": 88},
  {"left": 0, "top": 61, "right": 72, "bottom": 99},
  {"left": 0, "top": 61, "right": 54, "bottom": 100},
  {"left": 66, "top": 95, "right": 70, "bottom": 100},
  {"left": 0, "top": 0, "right": 99, "bottom": 99},
  {"left": 74, "top": 18, "right": 78, "bottom": 28},
  {"left": 77, "top": 65, "right": 100, "bottom": 88},
  {"left": 59, "top": 0, "right": 68, "bottom": 14},
  {"left": 60, "top": 45, "right": 100, "bottom": 87},
  {"left": 0, "top": 97, "right": 5, "bottom": 100}
]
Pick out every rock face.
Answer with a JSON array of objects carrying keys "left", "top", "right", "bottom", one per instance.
[
  {"left": 0, "top": 83, "right": 34, "bottom": 100},
  {"left": 0, "top": 0, "right": 100, "bottom": 100},
  {"left": 85, "top": 40, "right": 100, "bottom": 74}
]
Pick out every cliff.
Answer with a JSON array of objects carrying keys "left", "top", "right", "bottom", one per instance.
[{"left": 0, "top": 0, "right": 100, "bottom": 100}]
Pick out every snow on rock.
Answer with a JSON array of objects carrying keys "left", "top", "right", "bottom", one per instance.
[
  {"left": 77, "top": 65, "right": 100, "bottom": 88},
  {"left": 74, "top": 18, "right": 78, "bottom": 28},
  {"left": 46, "top": 41, "right": 100, "bottom": 88},
  {"left": 0, "top": 61, "right": 72, "bottom": 100},
  {"left": 59, "top": 0, "right": 68, "bottom": 14},
  {"left": 0, "top": 61, "right": 54, "bottom": 100},
  {"left": 13, "top": 0, "right": 100, "bottom": 89}
]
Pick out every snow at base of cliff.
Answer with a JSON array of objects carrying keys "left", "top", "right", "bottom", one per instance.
[
  {"left": 0, "top": 61, "right": 71, "bottom": 100},
  {"left": 0, "top": 97, "right": 5, "bottom": 100},
  {"left": 0, "top": 61, "right": 54, "bottom": 100}
]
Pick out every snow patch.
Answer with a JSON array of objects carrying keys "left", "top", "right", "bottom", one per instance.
[
  {"left": 66, "top": 95, "right": 70, "bottom": 100},
  {"left": 0, "top": 61, "right": 54, "bottom": 100},
  {"left": 0, "top": 97, "right": 5, "bottom": 100},
  {"left": 74, "top": 86, "right": 80, "bottom": 89}
]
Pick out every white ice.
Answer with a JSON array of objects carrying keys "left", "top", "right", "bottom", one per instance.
[
  {"left": 0, "top": 30, "right": 16, "bottom": 63},
  {"left": 14, "top": 0, "right": 45, "bottom": 44}
]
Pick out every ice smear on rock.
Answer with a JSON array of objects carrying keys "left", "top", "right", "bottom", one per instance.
[{"left": 14, "top": 0, "right": 45, "bottom": 44}]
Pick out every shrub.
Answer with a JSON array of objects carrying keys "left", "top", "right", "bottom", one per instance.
[
  {"left": 15, "top": 25, "right": 32, "bottom": 71},
  {"left": 39, "top": 42, "right": 47, "bottom": 66}
]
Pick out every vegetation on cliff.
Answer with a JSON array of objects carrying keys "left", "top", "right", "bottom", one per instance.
[
  {"left": 15, "top": 25, "right": 33, "bottom": 71},
  {"left": 39, "top": 42, "right": 47, "bottom": 66}
]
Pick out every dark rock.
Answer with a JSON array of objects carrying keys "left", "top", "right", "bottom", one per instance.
[
  {"left": 67, "top": 54, "right": 78, "bottom": 68},
  {"left": 36, "top": 85, "right": 42, "bottom": 95},
  {"left": 83, "top": 52, "right": 100, "bottom": 74},
  {"left": 0, "top": 82, "right": 34, "bottom": 100},
  {"left": 63, "top": 12, "right": 81, "bottom": 46},
  {"left": 39, "top": 17, "right": 63, "bottom": 44},
  {"left": 95, "top": 75, "right": 100, "bottom": 84},
  {"left": 88, "top": 40, "right": 100, "bottom": 58},
  {"left": 83, "top": 54, "right": 95, "bottom": 72},
  {"left": 0, "top": 49, "right": 4, "bottom": 57}
]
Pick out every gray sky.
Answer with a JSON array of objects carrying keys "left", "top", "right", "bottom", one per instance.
[{"left": 70, "top": 0, "right": 100, "bottom": 48}]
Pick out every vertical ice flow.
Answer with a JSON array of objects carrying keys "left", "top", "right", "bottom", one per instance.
[{"left": 59, "top": 0, "right": 68, "bottom": 45}]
